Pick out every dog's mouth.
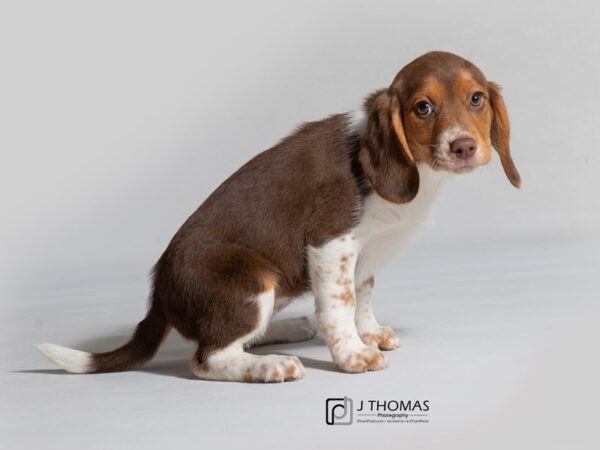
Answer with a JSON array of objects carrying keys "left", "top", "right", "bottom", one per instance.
[
  {"left": 433, "top": 158, "right": 480, "bottom": 174},
  {"left": 448, "top": 160, "right": 478, "bottom": 174}
]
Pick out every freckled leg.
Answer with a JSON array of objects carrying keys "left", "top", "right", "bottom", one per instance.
[
  {"left": 309, "top": 236, "right": 388, "bottom": 373},
  {"left": 355, "top": 276, "right": 400, "bottom": 350}
]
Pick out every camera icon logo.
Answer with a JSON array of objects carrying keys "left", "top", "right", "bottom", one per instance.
[{"left": 325, "top": 397, "right": 353, "bottom": 425}]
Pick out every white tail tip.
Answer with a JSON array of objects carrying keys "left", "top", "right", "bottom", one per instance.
[{"left": 36, "top": 343, "right": 92, "bottom": 374}]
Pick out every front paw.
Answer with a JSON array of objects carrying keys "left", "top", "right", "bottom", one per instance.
[
  {"left": 360, "top": 326, "right": 400, "bottom": 350},
  {"left": 335, "top": 345, "right": 388, "bottom": 373}
]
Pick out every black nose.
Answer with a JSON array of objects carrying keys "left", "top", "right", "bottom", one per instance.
[{"left": 449, "top": 137, "right": 477, "bottom": 160}]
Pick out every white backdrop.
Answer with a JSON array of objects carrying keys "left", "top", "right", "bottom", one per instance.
[
  {"left": 2, "top": 0, "right": 599, "bottom": 288},
  {"left": 1, "top": 1, "right": 599, "bottom": 449}
]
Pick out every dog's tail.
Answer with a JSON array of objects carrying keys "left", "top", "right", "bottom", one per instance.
[{"left": 36, "top": 305, "right": 169, "bottom": 374}]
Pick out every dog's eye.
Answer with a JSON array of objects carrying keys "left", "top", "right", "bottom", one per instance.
[
  {"left": 415, "top": 101, "right": 433, "bottom": 116},
  {"left": 470, "top": 92, "right": 484, "bottom": 107}
]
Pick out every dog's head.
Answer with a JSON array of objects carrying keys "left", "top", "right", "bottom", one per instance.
[{"left": 359, "top": 51, "right": 521, "bottom": 204}]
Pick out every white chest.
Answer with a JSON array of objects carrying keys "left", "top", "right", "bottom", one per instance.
[{"left": 352, "top": 164, "right": 449, "bottom": 283}]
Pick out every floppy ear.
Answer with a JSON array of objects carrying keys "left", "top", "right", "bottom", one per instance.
[
  {"left": 489, "top": 82, "right": 521, "bottom": 188},
  {"left": 359, "top": 90, "right": 419, "bottom": 203}
]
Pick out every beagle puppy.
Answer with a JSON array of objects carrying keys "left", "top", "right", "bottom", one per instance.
[{"left": 38, "top": 51, "right": 520, "bottom": 382}]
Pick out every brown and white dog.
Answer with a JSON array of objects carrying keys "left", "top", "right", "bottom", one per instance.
[{"left": 38, "top": 51, "right": 520, "bottom": 382}]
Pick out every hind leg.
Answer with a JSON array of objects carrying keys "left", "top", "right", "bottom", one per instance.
[
  {"left": 181, "top": 245, "right": 306, "bottom": 382},
  {"left": 191, "top": 289, "right": 305, "bottom": 382}
]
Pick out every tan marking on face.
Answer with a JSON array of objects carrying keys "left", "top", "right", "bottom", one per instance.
[
  {"left": 402, "top": 76, "right": 445, "bottom": 165},
  {"left": 422, "top": 76, "right": 446, "bottom": 100},
  {"left": 401, "top": 71, "right": 494, "bottom": 169},
  {"left": 452, "top": 70, "right": 493, "bottom": 164}
]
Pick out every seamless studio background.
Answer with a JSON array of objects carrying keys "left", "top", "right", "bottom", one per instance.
[{"left": 1, "top": 1, "right": 599, "bottom": 449}]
